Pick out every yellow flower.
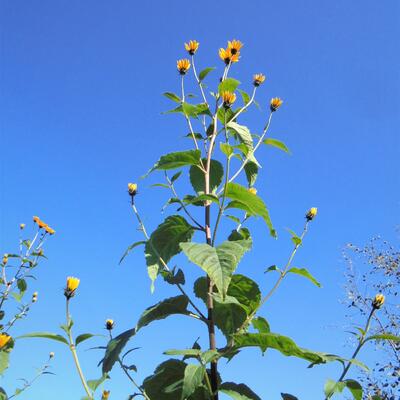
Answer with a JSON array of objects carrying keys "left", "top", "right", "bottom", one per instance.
[
  {"left": 270, "top": 97, "right": 283, "bottom": 112},
  {"left": 0, "top": 334, "right": 11, "bottom": 349},
  {"left": 177, "top": 59, "right": 191, "bottom": 75},
  {"left": 20, "top": 223, "right": 25, "bottom": 230},
  {"left": 44, "top": 225, "right": 55, "bottom": 235},
  {"left": 105, "top": 319, "right": 114, "bottom": 330},
  {"left": 33, "top": 216, "right": 40, "bottom": 224},
  {"left": 2, "top": 254, "right": 8, "bottom": 265},
  {"left": 306, "top": 207, "right": 318, "bottom": 221},
  {"left": 253, "top": 73, "right": 266, "bottom": 87},
  {"left": 372, "top": 293, "right": 385, "bottom": 309},
  {"left": 219, "top": 48, "right": 239, "bottom": 65},
  {"left": 227, "top": 40, "right": 243, "bottom": 55},
  {"left": 221, "top": 91, "right": 236, "bottom": 108},
  {"left": 65, "top": 276, "right": 80, "bottom": 299},
  {"left": 184, "top": 40, "right": 199, "bottom": 55},
  {"left": 128, "top": 183, "right": 138, "bottom": 196},
  {"left": 248, "top": 187, "right": 257, "bottom": 195},
  {"left": 101, "top": 390, "right": 110, "bottom": 400},
  {"left": 32, "top": 292, "right": 38, "bottom": 303}
]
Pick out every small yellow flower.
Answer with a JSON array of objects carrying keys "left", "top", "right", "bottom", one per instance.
[
  {"left": 253, "top": 73, "right": 266, "bottom": 87},
  {"left": 184, "top": 40, "right": 199, "bottom": 55},
  {"left": 32, "top": 292, "right": 38, "bottom": 303},
  {"left": 33, "top": 216, "right": 40, "bottom": 224},
  {"left": 20, "top": 223, "right": 25, "bottom": 230},
  {"left": 128, "top": 183, "right": 138, "bottom": 197},
  {"left": 64, "top": 276, "right": 80, "bottom": 299},
  {"left": 2, "top": 254, "right": 8, "bottom": 266},
  {"left": 372, "top": 293, "right": 385, "bottom": 309},
  {"left": 49, "top": 351, "right": 55, "bottom": 358},
  {"left": 105, "top": 319, "right": 114, "bottom": 330},
  {"left": 44, "top": 225, "right": 55, "bottom": 235},
  {"left": 248, "top": 187, "right": 257, "bottom": 195},
  {"left": 101, "top": 390, "right": 110, "bottom": 400},
  {"left": 219, "top": 48, "right": 239, "bottom": 65},
  {"left": 227, "top": 40, "right": 243, "bottom": 55},
  {"left": 177, "top": 59, "right": 191, "bottom": 75},
  {"left": 270, "top": 97, "right": 283, "bottom": 112},
  {"left": 0, "top": 334, "right": 11, "bottom": 349},
  {"left": 306, "top": 207, "right": 318, "bottom": 221},
  {"left": 221, "top": 91, "right": 236, "bottom": 108}
]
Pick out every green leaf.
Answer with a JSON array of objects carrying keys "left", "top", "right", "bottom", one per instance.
[
  {"left": 145, "top": 215, "right": 194, "bottom": 290},
  {"left": 343, "top": 379, "right": 362, "bottom": 400},
  {"left": 287, "top": 267, "right": 321, "bottom": 288},
  {"left": 180, "top": 239, "right": 252, "bottom": 298},
  {"left": 171, "top": 171, "right": 183, "bottom": 182},
  {"left": 17, "top": 279, "right": 27, "bottom": 292},
  {"left": 0, "top": 388, "right": 7, "bottom": 400},
  {"left": 220, "top": 143, "right": 234, "bottom": 158},
  {"left": 149, "top": 150, "right": 202, "bottom": 173},
  {"left": 136, "top": 295, "right": 189, "bottom": 331},
  {"left": 87, "top": 374, "right": 109, "bottom": 392},
  {"left": 189, "top": 159, "right": 223, "bottom": 194},
  {"left": 225, "top": 183, "right": 275, "bottom": 236},
  {"left": 281, "top": 394, "right": 299, "bottom": 400},
  {"left": 17, "top": 332, "right": 68, "bottom": 345},
  {"left": 182, "top": 194, "right": 220, "bottom": 207},
  {"left": 75, "top": 333, "right": 96, "bottom": 346},
  {"left": 182, "top": 102, "right": 211, "bottom": 118},
  {"left": 252, "top": 317, "right": 270, "bottom": 333},
  {"left": 164, "top": 92, "right": 181, "bottom": 103},
  {"left": 220, "top": 382, "right": 261, "bottom": 400},
  {"left": 181, "top": 364, "right": 205, "bottom": 399},
  {"left": 161, "top": 268, "right": 185, "bottom": 285},
  {"left": 198, "top": 67, "right": 215, "bottom": 81},
  {"left": 218, "top": 78, "right": 240, "bottom": 94},
  {"left": 102, "top": 328, "right": 135, "bottom": 374},
  {"left": 324, "top": 379, "right": 346, "bottom": 398},
  {"left": 227, "top": 122, "right": 253, "bottom": 149},
  {"left": 228, "top": 227, "right": 251, "bottom": 241},
  {"left": 244, "top": 161, "right": 258, "bottom": 187},
  {"left": 237, "top": 89, "right": 251, "bottom": 105},
  {"left": 164, "top": 349, "right": 202, "bottom": 358},
  {"left": 365, "top": 333, "right": 400, "bottom": 343},
  {"left": 0, "top": 352, "right": 9, "bottom": 375},
  {"left": 119, "top": 241, "right": 146, "bottom": 264},
  {"left": 263, "top": 138, "right": 291, "bottom": 154}
]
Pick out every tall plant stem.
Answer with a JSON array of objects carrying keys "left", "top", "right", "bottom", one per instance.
[{"left": 66, "top": 299, "right": 93, "bottom": 399}]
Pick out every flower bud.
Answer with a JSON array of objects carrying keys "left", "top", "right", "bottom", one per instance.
[
  {"left": 32, "top": 292, "right": 38, "bottom": 303},
  {"left": 2, "top": 254, "right": 8, "bottom": 266},
  {"left": 372, "top": 293, "right": 385, "bottom": 309},
  {"left": 101, "top": 390, "right": 110, "bottom": 400},
  {"left": 128, "top": 183, "right": 138, "bottom": 197},
  {"left": 20, "top": 223, "right": 25, "bottom": 230},
  {"left": 248, "top": 187, "right": 257, "bottom": 195},
  {"left": 306, "top": 207, "right": 318, "bottom": 221},
  {"left": 105, "top": 319, "right": 114, "bottom": 330},
  {"left": 64, "top": 276, "right": 80, "bottom": 299}
]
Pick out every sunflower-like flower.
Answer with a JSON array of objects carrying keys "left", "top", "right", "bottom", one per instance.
[
  {"left": 0, "top": 334, "right": 11, "bottom": 349},
  {"left": 372, "top": 293, "right": 385, "bottom": 309},
  {"left": 184, "top": 40, "right": 199, "bottom": 55},
  {"left": 221, "top": 91, "right": 236, "bottom": 108},
  {"left": 177, "top": 59, "right": 191, "bottom": 75},
  {"left": 44, "top": 225, "right": 55, "bottom": 235},
  {"left": 270, "top": 97, "right": 283, "bottom": 112},
  {"left": 228, "top": 40, "right": 243, "bottom": 55},
  {"left": 101, "top": 390, "right": 110, "bottom": 400},
  {"left": 306, "top": 207, "right": 318, "bottom": 221},
  {"left": 33, "top": 216, "right": 55, "bottom": 234},
  {"left": 253, "top": 73, "right": 266, "bottom": 87},
  {"left": 105, "top": 319, "right": 114, "bottom": 330},
  {"left": 128, "top": 183, "right": 138, "bottom": 197},
  {"left": 219, "top": 48, "right": 239, "bottom": 65},
  {"left": 248, "top": 187, "right": 257, "bottom": 195},
  {"left": 64, "top": 276, "right": 80, "bottom": 299}
]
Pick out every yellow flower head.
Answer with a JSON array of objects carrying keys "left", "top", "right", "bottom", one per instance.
[
  {"left": 253, "top": 73, "right": 266, "bottom": 87},
  {"left": 128, "top": 183, "right": 138, "bottom": 197},
  {"left": 184, "top": 40, "right": 199, "bottom": 55},
  {"left": 372, "top": 293, "right": 385, "bottom": 309},
  {"left": 219, "top": 48, "right": 240, "bottom": 65},
  {"left": 32, "top": 291, "right": 38, "bottom": 303},
  {"left": 101, "top": 390, "right": 110, "bottom": 400},
  {"left": 65, "top": 276, "right": 80, "bottom": 299},
  {"left": 177, "top": 59, "right": 191, "bottom": 75},
  {"left": 0, "top": 334, "right": 11, "bottom": 349},
  {"left": 221, "top": 91, "right": 236, "bottom": 108},
  {"left": 228, "top": 40, "right": 243, "bottom": 55},
  {"left": 270, "top": 97, "right": 283, "bottom": 112},
  {"left": 248, "top": 187, "right": 257, "bottom": 195},
  {"left": 2, "top": 254, "right": 8, "bottom": 266},
  {"left": 20, "top": 223, "right": 25, "bottom": 230},
  {"left": 44, "top": 225, "right": 55, "bottom": 235},
  {"left": 306, "top": 207, "right": 318, "bottom": 221},
  {"left": 33, "top": 216, "right": 40, "bottom": 224},
  {"left": 105, "top": 319, "right": 114, "bottom": 330}
]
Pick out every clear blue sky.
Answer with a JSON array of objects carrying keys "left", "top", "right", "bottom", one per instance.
[{"left": 1, "top": 1, "right": 399, "bottom": 399}]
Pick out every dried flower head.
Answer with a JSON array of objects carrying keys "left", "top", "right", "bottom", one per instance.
[
  {"left": 219, "top": 48, "right": 239, "bottom": 65},
  {"left": 253, "top": 73, "right": 266, "bottom": 87},
  {"left": 306, "top": 207, "right": 318, "bottom": 221},
  {"left": 270, "top": 97, "right": 283, "bottom": 112},
  {"left": 228, "top": 40, "right": 243, "bottom": 55},
  {"left": 184, "top": 40, "right": 199, "bottom": 55},
  {"left": 221, "top": 91, "right": 236, "bottom": 108},
  {"left": 372, "top": 293, "right": 385, "bottom": 309},
  {"left": 0, "top": 334, "right": 11, "bottom": 349},
  {"left": 177, "top": 59, "right": 191, "bottom": 75},
  {"left": 105, "top": 319, "right": 114, "bottom": 330},
  {"left": 64, "top": 276, "right": 80, "bottom": 299}
]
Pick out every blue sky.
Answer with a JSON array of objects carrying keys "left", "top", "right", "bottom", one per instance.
[{"left": 1, "top": 0, "right": 399, "bottom": 399}]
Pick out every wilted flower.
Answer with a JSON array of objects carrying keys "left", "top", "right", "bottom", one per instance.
[
  {"left": 270, "top": 97, "right": 283, "bottom": 112},
  {"left": 227, "top": 40, "right": 243, "bottom": 55},
  {"left": 177, "top": 59, "right": 191, "bottom": 75},
  {"left": 32, "top": 292, "right": 38, "bottom": 303},
  {"left": 128, "top": 183, "right": 138, "bottom": 197},
  {"left": 20, "top": 223, "right": 25, "bottom": 230},
  {"left": 2, "top": 254, "right": 8, "bottom": 266},
  {"left": 372, "top": 293, "right": 385, "bottom": 309},
  {"left": 253, "top": 73, "right": 266, "bottom": 87},
  {"left": 306, "top": 207, "right": 318, "bottom": 221},
  {"left": 184, "top": 40, "right": 199, "bottom": 55},
  {"left": 0, "top": 334, "right": 11, "bottom": 349},
  {"left": 105, "top": 319, "right": 114, "bottom": 330},
  {"left": 219, "top": 48, "right": 239, "bottom": 65},
  {"left": 248, "top": 187, "right": 257, "bottom": 195},
  {"left": 221, "top": 91, "right": 236, "bottom": 108},
  {"left": 101, "top": 390, "right": 110, "bottom": 400},
  {"left": 64, "top": 276, "right": 80, "bottom": 299}
]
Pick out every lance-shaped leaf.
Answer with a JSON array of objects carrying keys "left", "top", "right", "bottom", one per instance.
[
  {"left": 263, "top": 138, "right": 291, "bottom": 154},
  {"left": 181, "top": 239, "right": 252, "bottom": 299},
  {"left": 281, "top": 394, "right": 299, "bottom": 400},
  {"left": 148, "top": 150, "right": 202, "bottom": 174},
  {"left": 364, "top": 333, "right": 400, "bottom": 343},
  {"left": 225, "top": 183, "right": 275, "bottom": 236},
  {"left": 17, "top": 332, "right": 68, "bottom": 345},
  {"left": 198, "top": 67, "right": 215, "bottom": 81},
  {"left": 0, "top": 352, "right": 10, "bottom": 376},
  {"left": 189, "top": 159, "right": 223, "bottom": 194},
  {"left": 220, "top": 382, "right": 262, "bottom": 400},
  {"left": 287, "top": 267, "right": 321, "bottom": 288},
  {"left": 244, "top": 161, "right": 258, "bottom": 187},
  {"left": 252, "top": 317, "right": 271, "bottom": 334},
  {"left": 136, "top": 295, "right": 189, "bottom": 331},
  {"left": 119, "top": 241, "right": 146, "bottom": 264},
  {"left": 181, "top": 364, "right": 205, "bottom": 399},
  {"left": 145, "top": 215, "right": 194, "bottom": 290},
  {"left": 218, "top": 78, "right": 240, "bottom": 94},
  {"left": 324, "top": 379, "right": 363, "bottom": 400}
]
